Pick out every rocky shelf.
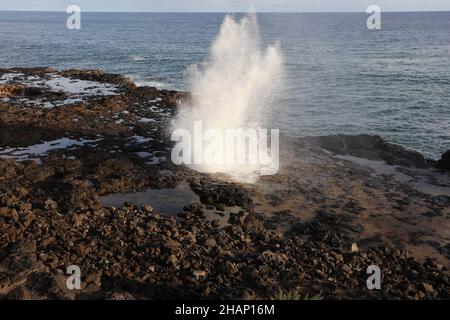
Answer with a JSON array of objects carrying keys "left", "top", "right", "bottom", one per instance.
[{"left": 0, "top": 68, "right": 449, "bottom": 300}]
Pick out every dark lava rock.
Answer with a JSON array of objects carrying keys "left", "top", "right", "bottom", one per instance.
[
  {"left": 304, "top": 134, "right": 428, "bottom": 168},
  {"left": 0, "top": 68, "right": 449, "bottom": 301},
  {"left": 433, "top": 195, "right": 450, "bottom": 207},
  {"left": 438, "top": 150, "right": 450, "bottom": 170},
  {"left": 190, "top": 180, "right": 253, "bottom": 209}
]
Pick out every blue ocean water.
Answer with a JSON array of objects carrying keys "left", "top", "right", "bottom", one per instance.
[{"left": 0, "top": 11, "right": 449, "bottom": 159}]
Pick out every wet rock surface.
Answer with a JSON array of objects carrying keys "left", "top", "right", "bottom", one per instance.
[
  {"left": 0, "top": 68, "right": 449, "bottom": 300},
  {"left": 303, "top": 135, "right": 429, "bottom": 168}
]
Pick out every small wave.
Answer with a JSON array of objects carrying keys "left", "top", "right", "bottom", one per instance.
[
  {"left": 126, "top": 74, "right": 169, "bottom": 89},
  {"left": 130, "top": 55, "right": 146, "bottom": 61},
  {"left": 134, "top": 80, "right": 167, "bottom": 89}
]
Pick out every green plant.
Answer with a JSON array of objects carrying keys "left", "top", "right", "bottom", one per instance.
[
  {"left": 304, "top": 292, "right": 324, "bottom": 300},
  {"left": 271, "top": 289, "right": 323, "bottom": 301},
  {"left": 271, "top": 289, "right": 302, "bottom": 300}
]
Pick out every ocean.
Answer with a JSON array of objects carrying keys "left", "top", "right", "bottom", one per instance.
[{"left": 0, "top": 11, "right": 449, "bottom": 159}]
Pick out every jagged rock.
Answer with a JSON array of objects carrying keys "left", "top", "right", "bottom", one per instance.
[
  {"left": 348, "top": 243, "right": 359, "bottom": 253},
  {"left": 44, "top": 199, "right": 58, "bottom": 211},
  {"left": 142, "top": 205, "right": 154, "bottom": 213},
  {"left": 224, "top": 262, "right": 238, "bottom": 274},
  {"left": 0, "top": 68, "right": 449, "bottom": 301},
  {"left": 204, "top": 237, "right": 217, "bottom": 248},
  {"left": 193, "top": 270, "right": 207, "bottom": 280},
  {"left": 304, "top": 134, "right": 428, "bottom": 168},
  {"left": 438, "top": 150, "right": 450, "bottom": 170},
  {"left": 259, "top": 250, "right": 289, "bottom": 264},
  {"left": 420, "top": 282, "right": 435, "bottom": 295}
]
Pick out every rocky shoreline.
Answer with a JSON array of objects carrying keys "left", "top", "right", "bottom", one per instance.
[{"left": 0, "top": 68, "right": 449, "bottom": 300}]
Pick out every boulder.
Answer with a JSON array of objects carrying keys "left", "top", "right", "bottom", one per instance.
[
  {"left": 304, "top": 134, "right": 428, "bottom": 168},
  {"left": 438, "top": 150, "right": 450, "bottom": 170}
]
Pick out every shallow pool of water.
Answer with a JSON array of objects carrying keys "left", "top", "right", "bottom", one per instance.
[
  {"left": 99, "top": 183, "right": 199, "bottom": 215},
  {"left": 338, "top": 154, "right": 450, "bottom": 197}
]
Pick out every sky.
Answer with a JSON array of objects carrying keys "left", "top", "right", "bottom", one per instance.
[{"left": 0, "top": 0, "right": 449, "bottom": 12}]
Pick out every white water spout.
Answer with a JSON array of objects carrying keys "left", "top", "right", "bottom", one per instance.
[{"left": 172, "top": 13, "right": 284, "bottom": 182}]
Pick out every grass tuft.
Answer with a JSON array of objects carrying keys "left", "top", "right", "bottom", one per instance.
[{"left": 271, "top": 289, "right": 323, "bottom": 301}]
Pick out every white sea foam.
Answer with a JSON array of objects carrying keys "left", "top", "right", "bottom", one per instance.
[
  {"left": 130, "top": 55, "right": 146, "bottom": 61},
  {"left": 0, "top": 73, "right": 25, "bottom": 84},
  {"left": 0, "top": 137, "right": 100, "bottom": 162},
  {"left": 138, "top": 117, "right": 156, "bottom": 123},
  {"left": 45, "top": 76, "right": 117, "bottom": 96},
  {"left": 0, "top": 72, "right": 118, "bottom": 107},
  {"left": 126, "top": 74, "right": 168, "bottom": 89}
]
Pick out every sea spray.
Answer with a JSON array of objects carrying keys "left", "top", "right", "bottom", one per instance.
[{"left": 172, "top": 13, "right": 284, "bottom": 182}]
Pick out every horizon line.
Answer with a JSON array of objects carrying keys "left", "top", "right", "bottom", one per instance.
[{"left": 1, "top": 9, "right": 450, "bottom": 14}]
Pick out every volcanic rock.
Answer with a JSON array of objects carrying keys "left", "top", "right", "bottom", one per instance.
[{"left": 438, "top": 150, "right": 450, "bottom": 170}]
